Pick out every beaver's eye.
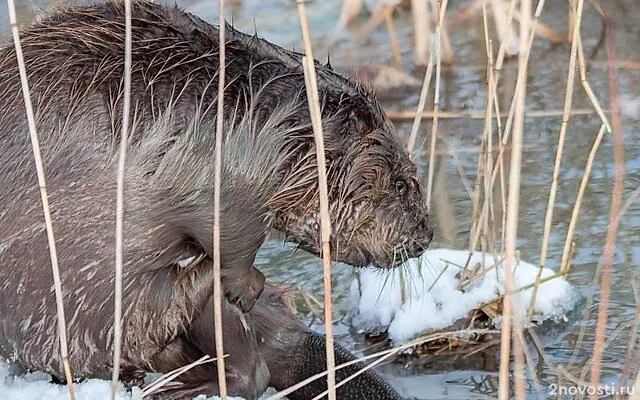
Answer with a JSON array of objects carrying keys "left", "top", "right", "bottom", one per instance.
[{"left": 395, "top": 180, "right": 407, "bottom": 196}]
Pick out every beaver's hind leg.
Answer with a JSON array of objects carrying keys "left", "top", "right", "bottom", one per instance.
[
  {"left": 253, "top": 284, "right": 404, "bottom": 400},
  {"left": 143, "top": 281, "right": 400, "bottom": 399},
  {"left": 146, "top": 296, "right": 269, "bottom": 400}
]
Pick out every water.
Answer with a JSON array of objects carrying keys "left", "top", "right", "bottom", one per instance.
[{"left": 0, "top": 0, "right": 638, "bottom": 398}]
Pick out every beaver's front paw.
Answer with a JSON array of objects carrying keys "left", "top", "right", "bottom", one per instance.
[
  {"left": 119, "top": 368, "right": 146, "bottom": 389},
  {"left": 223, "top": 265, "right": 265, "bottom": 312}
]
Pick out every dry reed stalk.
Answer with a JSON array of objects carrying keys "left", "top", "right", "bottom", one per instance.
[
  {"left": 495, "top": 0, "right": 547, "bottom": 251},
  {"left": 616, "top": 185, "right": 640, "bottom": 224},
  {"left": 492, "top": 0, "right": 520, "bottom": 143},
  {"left": 388, "top": 108, "right": 595, "bottom": 120},
  {"left": 474, "top": 270, "right": 569, "bottom": 310},
  {"left": 448, "top": 0, "right": 529, "bottom": 59},
  {"left": 489, "top": 0, "right": 518, "bottom": 56},
  {"left": 338, "top": 0, "right": 363, "bottom": 27},
  {"left": 429, "top": 0, "right": 453, "bottom": 64},
  {"left": 411, "top": 0, "right": 431, "bottom": 67},
  {"left": 437, "top": 138, "right": 474, "bottom": 197},
  {"left": 403, "top": 58, "right": 640, "bottom": 73},
  {"left": 618, "top": 278, "right": 639, "bottom": 398},
  {"left": 498, "top": 0, "right": 565, "bottom": 43},
  {"left": 355, "top": 3, "right": 388, "bottom": 40},
  {"left": 576, "top": 320, "right": 637, "bottom": 400},
  {"left": 496, "top": 119, "right": 506, "bottom": 250},
  {"left": 633, "top": 372, "right": 640, "bottom": 400},
  {"left": 447, "top": 0, "right": 483, "bottom": 25},
  {"left": 559, "top": 261, "right": 600, "bottom": 391},
  {"left": 383, "top": 5, "right": 403, "bottom": 70},
  {"left": 513, "top": 319, "right": 526, "bottom": 400},
  {"left": 588, "top": 59, "right": 640, "bottom": 69},
  {"left": 425, "top": 0, "right": 449, "bottom": 211},
  {"left": 468, "top": 153, "right": 489, "bottom": 252},
  {"left": 559, "top": 6, "right": 616, "bottom": 386},
  {"left": 460, "top": 0, "right": 547, "bottom": 251},
  {"left": 110, "top": 0, "right": 132, "bottom": 398},
  {"left": 468, "top": 105, "right": 534, "bottom": 252},
  {"left": 141, "top": 355, "right": 216, "bottom": 398},
  {"left": 467, "top": 0, "right": 493, "bottom": 251},
  {"left": 461, "top": 338, "right": 501, "bottom": 358},
  {"left": 264, "top": 351, "right": 380, "bottom": 400},
  {"left": 557, "top": 124, "right": 606, "bottom": 273},
  {"left": 213, "top": 0, "right": 228, "bottom": 397},
  {"left": 468, "top": 184, "right": 498, "bottom": 256},
  {"left": 568, "top": 0, "right": 577, "bottom": 43},
  {"left": 406, "top": 34, "right": 435, "bottom": 153},
  {"left": 512, "top": 6, "right": 531, "bottom": 398},
  {"left": 308, "top": 352, "right": 385, "bottom": 400},
  {"left": 528, "top": 327, "right": 596, "bottom": 389},
  {"left": 530, "top": 0, "right": 584, "bottom": 317},
  {"left": 439, "top": 23, "right": 453, "bottom": 65},
  {"left": 431, "top": 157, "right": 459, "bottom": 245},
  {"left": 576, "top": 36, "right": 612, "bottom": 132},
  {"left": 296, "top": 1, "right": 336, "bottom": 398},
  {"left": 483, "top": 37, "right": 497, "bottom": 254},
  {"left": 497, "top": 0, "right": 551, "bottom": 149},
  {"left": 429, "top": 142, "right": 535, "bottom": 155},
  {"left": 514, "top": 328, "right": 543, "bottom": 400},
  {"left": 309, "top": 334, "right": 426, "bottom": 400},
  {"left": 498, "top": 0, "right": 531, "bottom": 397},
  {"left": 468, "top": 137, "right": 486, "bottom": 251},
  {"left": 482, "top": 0, "right": 507, "bottom": 252},
  {"left": 588, "top": 17, "right": 625, "bottom": 397},
  {"left": 6, "top": 0, "right": 76, "bottom": 398},
  {"left": 468, "top": 0, "right": 496, "bottom": 254}
]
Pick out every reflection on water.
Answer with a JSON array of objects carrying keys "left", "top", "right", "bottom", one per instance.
[{"left": 1, "top": 0, "right": 638, "bottom": 398}]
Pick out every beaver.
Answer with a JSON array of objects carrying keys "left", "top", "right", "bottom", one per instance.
[{"left": 0, "top": 1, "right": 432, "bottom": 398}]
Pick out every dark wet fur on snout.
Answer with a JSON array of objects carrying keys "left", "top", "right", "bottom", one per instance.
[{"left": 0, "top": 1, "right": 428, "bottom": 398}]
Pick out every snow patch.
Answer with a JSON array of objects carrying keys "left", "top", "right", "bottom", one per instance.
[
  {"left": 350, "top": 248, "right": 579, "bottom": 344},
  {"left": 0, "top": 362, "right": 240, "bottom": 400}
]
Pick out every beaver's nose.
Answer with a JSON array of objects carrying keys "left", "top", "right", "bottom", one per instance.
[
  {"left": 419, "top": 216, "right": 433, "bottom": 238},
  {"left": 412, "top": 217, "right": 433, "bottom": 252},
  {"left": 426, "top": 225, "right": 434, "bottom": 243}
]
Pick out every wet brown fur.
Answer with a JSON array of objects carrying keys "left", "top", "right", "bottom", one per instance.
[{"left": 0, "top": 1, "right": 431, "bottom": 398}]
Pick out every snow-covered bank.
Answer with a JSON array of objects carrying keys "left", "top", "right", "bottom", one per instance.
[
  {"left": 350, "top": 248, "right": 580, "bottom": 344},
  {"left": 0, "top": 363, "right": 141, "bottom": 400},
  {"left": 0, "top": 362, "right": 239, "bottom": 400}
]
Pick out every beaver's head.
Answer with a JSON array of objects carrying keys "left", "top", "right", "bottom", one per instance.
[{"left": 270, "top": 80, "right": 433, "bottom": 268}]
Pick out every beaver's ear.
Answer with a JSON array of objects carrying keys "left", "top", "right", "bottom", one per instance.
[{"left": 325, "top": 52, "right": 333, "bottom": 71}]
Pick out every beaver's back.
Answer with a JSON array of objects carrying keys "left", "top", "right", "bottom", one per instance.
[{"left": 0, "top": 0, "right": 303, "bottom": 376}]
